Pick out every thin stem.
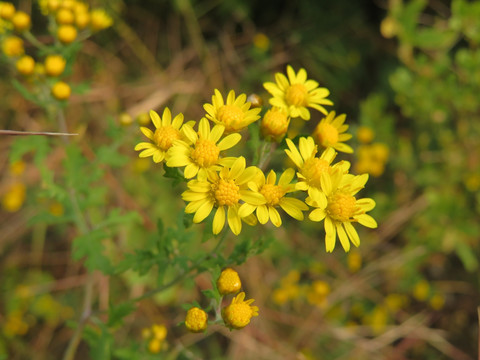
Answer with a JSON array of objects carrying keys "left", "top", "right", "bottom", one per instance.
[{"left": 23, "top": 31, "right": 50, "bottom": 52}]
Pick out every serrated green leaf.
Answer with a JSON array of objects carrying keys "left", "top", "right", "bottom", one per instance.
[
  {"left": 72, "top": 230, "right": 113, "bottom": 274},
  {"left": 107, "top": 302, "right": 136, "bottom": 328}
]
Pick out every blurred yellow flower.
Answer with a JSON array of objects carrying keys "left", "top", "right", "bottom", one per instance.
[
  {"left": 2, "top": 311, "right": 29, "bottom": 337},
  {"left": 2, "top": 182, "right": 26, "bottom": 212},
  {"left": 134, "top": 108, "right": 187, "bottom": 164},
  {"left": 308, "top": 172, "right": 377, "bottom": 252},
  {"left": 312, "top": 111, "right": 353, "bottom": 153},
  {"left": 11, "top": 10, "right": 31, "bottom": 32},
  {"left": 16, "top": 55, "right": 35, "bottom": 76},
  {"left": 181, "top": 157, "right": 264, "bottom": 235},
  {"left": 222, "top": 292, "right": 259, "bottom": 329},
  {"left": 264, "top": 65, "right": 333, "bottom": 120},
  {"left": 217, "top": 268, "right": 242, "bottom": 295},
  {"left": 0, "top": 2, "right": 15, "bottom": 20},
  {"left": 253, "top": 32, "right": 270, "bottom": 51},
  {"left": 413, "top": 279, "right": 430, "bottom": 302},
  {"left": 347, "top": 251, "right": 362, "bottom": 272},
  {"left": 167, "top": 118, "right": 241, "bottom": 179},
  {"left": 239, "top": 168, "right": 309, "bottom": 227},
  {"left": 56, "top": 8, "right": 74, "bottom": 25},
  {"left": 306, "top": 280, "right": 330, "bottom": 308},
  {"left": 356, "top": 126, "right": 375, "bottom": 144},
  {"left": 2, "top": 36, "right": 24, "bottom": 57},
  {"left": 354, "top": 143, "right": 389, "bottom": 177},
  {"left": 90, "top": 9, "right": 113, "bottom": 31},
  {"left": 185, "top": 307, "right": 208, "bottom": 333},
  {"left": 57, "top": 24, "right": 77, "bottom": 44},
  {"left": 51, "top": 81, "right": 71, "bottom": 100},
  {"left": 204, "top": 89, "right": 261, "bottom": 133}
]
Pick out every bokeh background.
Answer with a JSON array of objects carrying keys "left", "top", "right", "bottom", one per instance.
[{"left": 1, "top": 0, "right": 480, "bottom": 359}]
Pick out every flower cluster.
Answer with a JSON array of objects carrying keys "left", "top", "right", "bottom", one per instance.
[
  {"left": 141, "top": 323, "right": 167, "bottom": 354},
  {"left": 135, "top": 65, "right": 378, "bottom": 252},
  {"left": 0, "top": 0, "right": 112, "bottom": 101},
  {"left": 184, "top": 268, "right": 259, "bottom": 332}
]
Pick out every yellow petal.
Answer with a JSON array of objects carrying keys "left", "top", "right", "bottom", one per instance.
[
  {"left": 193, "top": 200, "right": 214, "bottom": 223},
  {"left": 256, "top": 205, "right": 269, "bottom": 224},
  {"left": 213, "top": 206, "right": 225, "bottom": 234},
  {"left": 227, "top": 206, "right": 242, "bottom": 235},
  {"left": 336, "top": 222, "right": 350, "bottom": 252},
  {"left": 269, "top": 206, "right": 282, "bottom": 227}
]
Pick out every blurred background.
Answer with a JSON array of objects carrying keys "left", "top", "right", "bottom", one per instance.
[{"left": 1, "top": 0, "right": 480, "bottom": 359}]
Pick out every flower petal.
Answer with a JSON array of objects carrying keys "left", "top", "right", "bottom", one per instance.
[{"left": 213, "top": 206, "right": 225, "bottom": 234}]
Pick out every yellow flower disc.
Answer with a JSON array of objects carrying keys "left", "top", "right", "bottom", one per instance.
[
  {"left": 153, "top": 126, "right": 180, "bottom": 151},
  {"left": 217, "top": 268, "right": 242, "bottom": 295},
  {"left": 12, "top": 11, "right": 31, "bottom": 32},
  {"left": 2, "top": 36, "right": 24, "bottom": 57},
  {"left": 44, "top": 55, "right": 66, "bottom": 77},
  {"left": 326, "top": 191, "right": 356, "bottom": 222},
  {"left": 0, "top": 3, "right": 16, "bottom": 20},
  {"left": 191, "top": 139, "right": 220, "bottom": 167},
  {"left": 16, "top": 55, "right": 35, "bottom": 76},
  {"left": 222, "top": 303, "right": 254, "bottom": 329},
  {"left": 285, "top": 83, "right": 308, "bottom": 106},
  {"left": 217, "top": 105, "right": 244, "bottom": 131},
  {"left": 301, "top": 158, "right": 330, "bottom": 188},
  {"left": 57, "top": 25, "right": 77, "bottom": 44},
  {"left": 56, "top": 8, "right": 74, "bottom": 25},
  {"left": 260, "top": 184, "right": 285, "bottom": 206},
  {"left": 51, "top": 81, "right": 71, "bottom": 100},
  {"left": 148, "top": 338, "right": 163, "bottom": 354},
  {"left": 185, "top": 307, "right": 208, "bottom": 333},
  {"left": 261, "top": 108, "right": 289, "bottom": 140},
  {"left": 315, "top": 122, "right": 339, "bottom": 147},
  {"left": 212, "top": 179, "right": 240, "bottom": 206}
]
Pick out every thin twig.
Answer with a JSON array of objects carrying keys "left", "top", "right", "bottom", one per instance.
[{"left": 0, "top": 130, "right": 78, "bottom": 136}]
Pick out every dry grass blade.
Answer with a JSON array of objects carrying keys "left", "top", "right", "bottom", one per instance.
[{"left": 0, "top": 130, "right": 78, "bottom": 136}]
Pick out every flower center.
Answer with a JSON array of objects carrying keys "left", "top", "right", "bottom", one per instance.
[
  {"left": 153, "top": 126, "right": 180, "bottom": 151},
  {"left": 285, "top": 83, "right": 308, "bottom": 107},
  {"left": 191, "top": 138, "right": 220, "bottom": 167},
  {"left": 217, "top": 105, "right": 244, "bottom": 130},
  {"left": 326, "top": 191, "right": 357, "bottom": 222},
  {"left": 212, "top": 179, "right": 240, "bottom": 206},
  {"left": 301, "top": 158, "right": 330, "bottom": 189},
  {"left": 260, "top": 184, "right": 285, "bottom": 206},
  {"left": 315, "top": 123, "right": 339, "bottom": 146},
  {"left": 224, "top": 303, "right": 253, "bottom": 328},
  {"left": 261, "top": 109, "right": 289, "bottom": 137}
]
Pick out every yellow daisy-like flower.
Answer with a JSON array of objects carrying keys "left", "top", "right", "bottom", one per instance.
[
  {"left": 181, "top": 157, "right": 264, "bottom": 235},
  {"left": 263, "top": 65, "right": 333, "bottom": 120},
  {"left": 134, "top": 108, "right": 187, "bottom": 164},
  {"left": 312, "top": 111, "right": 353, "bottom": 153},
  {"left": 167, "top": 118, "right": 241, "bottom": 179},
  {"left": 222, "top": 292, "right": 259, "bottom": 329},
  {"left": 204, "top": 89, "right": 261, "bottom": 133},
  {"left": 239, "top": 168, "right": 309, "bottom": 227},
  {"left": 307, "top": 172, "right": 377, "bottom": 252},
  {"left": 217, "top": 268, "right": 242, "bottom": 295},
  {"left": 185, "top": 307, "right": 208, "bottom": 333},
  {"left": 285, "top": 136, "right": 349, "bottom": 201}
]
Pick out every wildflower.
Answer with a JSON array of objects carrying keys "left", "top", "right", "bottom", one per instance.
[
  {"left": 2, "top": 311, "right": 29, "bottom": 337},
  {"left": 384, "top": 293, "right": 408, "bottom": 313},
  {"left": 272, "top": 270, "right": 302, "bottom": 305},
  {"left": 347, "top": 251, "right": 362, "bottom": 272},
  {"left": 89, "top": 9, "right": 113, "bottom": 31},
  {"left": 118, "top": 112, "right": 133, "bottom": 126},
  {"left": 136, "top": 112, "right": 150, "bottom": 125},
  {"left": 312, "top": 111, "right": 353, "bottom": 153},
  {"left": 413, "top": 279, "right": 430, "bottom": 301},
  {"left": 134, "top": 108, "right": 187, "bottom": 164},
  {"left": 1, "top": 182, "right": 26, "bottom": 212},
  {"left": 260, "top": 107, "right": 290, "bottom": 142},
  {"left": 217, "top": 268, "right": 242, "bottom": 295},
  {"left": 356, "top": 126, "right": 374, "bottom": 144},
  {"left": 148, "top": 339, "right": 163, "bottom": 353},
  {"left": 48, "top": 201, "right": 64, "bottom": 216},
  {"left": 143, "top": 323, "right": 167, "bottom": 353},
  {"left": 204, "top": 89, "right": 261, "bottom": 133},
  {"left": 354, "top": 143, "right": 389, "bottom": 177},
  {"left": 0, "top": 3, "right": 15, "bottom": 20},
  {"left": 56, "top": 8, "right": 74, "bottom": 25},
  {"left": 181, "top": 157, "right": 264, "bottom": 235},
  {"left": 16, "top": 55, "right": 35, "bottom": 76},
  {"left": 222, "top": 292, "right": 259, "bottom": 329},
  {"left": 75, "top": 11, "right": 89, "bottom": 29},
  {"left": 57, "top": 24, "right": 77, "bottom": 44},
  {"left": 2, "top": 36, "right": 24, "bottom": 57},
  {"left": 308, "top": 172, "right": 377, "bottom": 252},
  {"left": 185, "top": 307, "right": 208, "bottom": 333},
  {"left": 285, "top": 136, "right": 348, "bottom": 201},
  {"left": 429, "top": 293, "right": 445, "bottom": 310},
  {"left": 263, "top": 65, "right": 333, "bottom": 120},
  {"left": 253, "top": 33, "right": 270, "bottom": 51},
  {"left": 9, "top": 161, "right": 25, "bottom": 176},
  {"left": 11, "top": 11, "right": 31, "bottom": 32},
  {"left": 167, "top": 118, "right": 241, "bottom": 179},
  {"left": 239, "top": 168, "right": 308, "bottom": 227},
  {"left": 51, "top": 81, "right": 71, "bottom": 100},
  {"left": 44, "top": 55, "right": 66, "bottom": 77},
  {"left": 306, "top": 280, "right": 330, "bottom": 308}
]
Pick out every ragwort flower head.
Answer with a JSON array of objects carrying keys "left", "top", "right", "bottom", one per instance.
[
  {"left": 264, "top": 65, "right": 333, "bottom": 120},
  {"left": 222, "top": 292, "right": 259, "bottom": 329},
  {"left": 217, "top": 268, "right": 242, "bottom": 295},
  {"left": 285, "top": 136, "right": 349, "bottom": 201},
  {"left": 308, "top": 172, "right": 377, "bottom": 253},
  {"left": 185, "top": 307, "right": 208, "bottom": 333},
  {"left": 312, "top": 111, "right": 353, "bottom": 153},
  {"left": 167, "top": 118, "right": 241, "bottom": 179},
  {"left": 204, "top": 89, "right": 261, "bottom": 133},
  {"left": 134, "top": 108, "right": 187, "bottom": 164},
  {"left": 181, "top": 157, "right": 265, "bottom": 235},
  {"left": 260, "top": 107, "right": 290, "bottom": 142},
  {"left": 239, "top": 168, "right": 308, "bottom": 227}
]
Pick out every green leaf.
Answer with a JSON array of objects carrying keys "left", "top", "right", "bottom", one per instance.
[
  {"left": 72, "top": 230, "right": 114, "bottom": 274},
  {"left": 9, "top": 136, "right": 49, "bottom": 166},
  {"left": 96, "top": 209, "right": 141, "bottom": 230},
  {"left": 96, "top": 145, "right": 129, "bottom": 167},
  {"left": 455, "top": 240, "right": 478, "bottom": 272},
  {"left": 107, "top": 302, "right": 136, "bottom": 328},
  {"left": 11, "top": 79, "right": 43, "bottom": 106}
]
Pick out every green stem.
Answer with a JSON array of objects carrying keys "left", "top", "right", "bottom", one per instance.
[{"left": 23, "top": 31, "right": 50, "bottom": 52}]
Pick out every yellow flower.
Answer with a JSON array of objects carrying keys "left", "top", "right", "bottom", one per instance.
[
  {"left": 354, "top": 143, "right": 389, "bottom": 177},
  {"left": 11, "top": 11, "right": 31, "bottom": 32},
  {"left": 285, "top": 136, "right": 348, "bottom": 201},
  {"left": 413, "top": 279, "right": 430, "bottom": 301},
  {"left": 9, "top": 160, "right": 26, "bottom": 176},
  {"left": 2, "top": 36, "right": 24, "bottom": 57},
  {"left": 148, "top": 338, "right": 163, "bottom": 354},
  {"left": 239, "top": 168, "right": 309, "bottom": 227},
  {"left": 57, "top": 24, "right": 77, "bottom": 44},
  {"left": 0, "top": 2, "right": 15, "bottom": 20},
  {"left": 308, "top": 172, "right": 377, "bottom": 252},
  {"left": 185, "top": 307, "right": 208, "bottom": 333},
  {"left": 56, "top": 8, "right": 74, "bottom": 25},
  {"left": 347, "top": 251, "right": 362, "bottom": 272},
  {"left": 222, "top": 292, "right": 259, "bottom": 329},
  {"left": 181, "top": 157, "right": 264, "bottom": 235},
  {"left": 204, "top": 89, "right": 261, "bottom": 133},
  {"left": 253, "top": 32, "right": 270, "bottom": 51},
  {"left": 151, "top": 324, "right": 167, "bottom": 340},
  {"left": 16, "top": 55, "right": 35, "bottom": 76},
  {"left": 217, "top": 268, "right": 242, "bottom": 295},
  {"left": 51, "top": 81, "right": 71, "bottom": 100},
  {"left": 44, "top": 54, "right": 66, "bottom": 76},
  {"left": 260, "top": 107, "right": 290, "bottom": 142},
  {"left": 1, "top": 182, "right": 26, "bottom": 212},
  {"left": 356, "top": 126, "right": 374, "bottom": 144},
  {"left": 167, "top": 118, "right": 241, "bottom": 179},
  {"left": 134, "top": 108, "right": 187, "bottom": 164},
  {"left": 263, "top": 65, "right": 333, "bottom": 120},
  {"left": 75, "top": 11, "right": 89, "bottom": 29},
  {"left": 312, "top": 111, "right": 353, "bottom": 153},
  {"left": 306, "top": 280, "right": 330, "bottom": 308},
  {"left": 90, "top": 9, "right": 113, "bottom": 31}
]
